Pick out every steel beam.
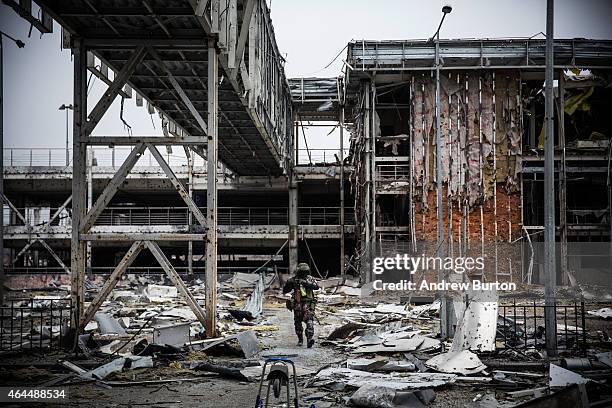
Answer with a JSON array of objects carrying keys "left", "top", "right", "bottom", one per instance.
[
  {"left": 2, "top": 195, "right": 28, "bottom": 230},
  {"left": 11, "top": 240, "right": 36, "bottom": 265},
  {"left": 38, "top": 239, "right": 71, "bottom": 275},
  {"left": 81, "top": 143, "right": 146, "bottom": 232},
  {"left": 83, "top": 38, "right": 208, "bottom": 48},
  {"left": 289, "top": 120, "right": 298, "bottom": 275},
  {"left": 87, "top": 136, "right": 207, "bottom": 145},
  {"left": 194, "top": 0, "right": 210, "bottom": 16},
  {"left": 85, "top": 47, "right": 147, "bottom": 134},
  {"left": 205, "top": 39, "right": 219, "bottom": 338},
  {"left": 234, "top": 0, "right": 255, "bottom": 72},
  {"left": 149, "top": 48, "right": 208, "bottom": 135},
  {"left": 71, "top": 38, "right": 88, "bottom": 328},
  {"left": 145, "top": 241, "right": 207, "bottom": 325},
  {"left": 45, "top": 195, "right": 72, "bottom": 231},
  {"left": 2, "top": 1, "right": 52, "bottom": 34},
  {"left": 79, "top": 241, "right": 144, "bottom": 329},
  {"left": 187, "top": 148, "right": 194, "bottom": 276},
  {"left": 147, "top": 143, "right": 207, "bottom": 227}
]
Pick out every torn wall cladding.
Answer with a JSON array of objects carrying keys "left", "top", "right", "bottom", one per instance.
[
  {"left": 410, "top": 72, "right": 522, "bottom": 207},
  {"left": 350, "top": 71, "right": 524, "bottom": 270}
]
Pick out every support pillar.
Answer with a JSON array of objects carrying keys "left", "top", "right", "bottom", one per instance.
[
  {"left": 288, "top": 120, "right": 299, "bottom": 275},
  {"left": 558, "top": 72, "right": 569, "bottom": 286},
  {"left": 339, "top": 105, "right": 346, "bottom": 282},
  {"left": 187, "top": 151, "right": 194, "bottom": 277},
  {"left": 544, "top": 0, "right": 558, "bottom": 356},
  {"left": 0, "top": 36, "right": 4, "bottom": 307},
  {"left": 435, "top": 32, "right": 449, "bottom": 339},
  {"left": 71, "top": 38, "right": 88, "bottom": 329},
  {"left": 86, "top": 149, "right": 93, "bottom": 276},
  {"left": 370, "top": 83, "right": 377, "bottom": 270},
  {"left": 205, "top": 39, "right": 219, "bottom": 338},
  {"left": 363, "top": 83, "right": 371, "bottom": 282}
]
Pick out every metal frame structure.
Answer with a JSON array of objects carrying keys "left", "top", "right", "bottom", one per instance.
[
  {"left": 290, "top": 77, "right": 347, "bottom": 278},
  {"left": 346, "top": 38, "right": 612, "bottom": 74},
  {"left": 5, "top": 0, "right": 292, "bottom": 338}
]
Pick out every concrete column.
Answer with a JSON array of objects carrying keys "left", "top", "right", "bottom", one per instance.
[
  {"left": 289, "top": 120, "right": 298, "bottom": 275},
  {"left": 558, "top": 72, "right": 568, "bottom": 285},
  {"left": 86, "top": 149, "right": 93, "bottom": 276},
  {"left": 187, "top": 152, "right": 194, "bottom": 277},
  {"left": 205, "top": 39, "right": 219, "bottom": 338},
  {"left": 363, "top": 82, "right": 371, "bottom": 282},
  {"left": 71, "top": 38, "right": 88, "bottom": 328}
]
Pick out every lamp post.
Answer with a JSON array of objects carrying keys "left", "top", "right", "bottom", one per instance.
[
  {"left": 543, "top": 0, "right": 557, "bottom": 356},
  {"left": 0, "top": 30, "right": 25, "bottom": 306},
  {"left": 59, "top": 104, "right": 73, "bottom": 166},
  {"left": 432, "top": 5, "right": 452, "bottom": 339}
]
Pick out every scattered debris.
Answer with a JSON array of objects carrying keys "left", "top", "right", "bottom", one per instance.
[
  {"left": 425, "top": 350, "right": 487, "bottom": 375},
  {"left": 153, "top": 322, "right": 191, "bottom": 347},
  {"left": 311, "top": 367, "right": 457, "bottom": 390},
  {"left": 549, "top": 363, "right": 589, "bottom": 388}
]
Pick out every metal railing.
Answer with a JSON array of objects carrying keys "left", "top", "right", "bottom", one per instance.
[
  {"left": 3, "top": 146, "right": 208, "bottom": 168},
  {"left": 0, "top": 298, "right": 72, "bottom": 351},
  {"left": 497, "top": 300, "right": 589, "bottom": 354},
  {"left": 297, "top": 148, "right": 349, "bottom": 165},
  {"left": 6, "top": 206, "right": 354, "bottom": 227},
  {"left": 376, "top": 164, "right": 410, "bottom": 181},
  {"left": 5, "top": 266, "right": 289, "bottom": 276},
  {"left": 377, "top": 233, "right": 412, "bottom": 255},
  {"left": 300, "top": 207, "right": 354, "bottom": 225}
]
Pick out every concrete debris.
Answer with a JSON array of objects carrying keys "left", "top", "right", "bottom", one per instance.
[
  {"left": 191, "top": 330, "right": 260, "bottom": 358},
  {"left": 349, "top": 385, "right": 435, "bottom": 408},
  {"left": 596, "top": 351, "right": 612, "bottom": 368},
  {"left": 144, "top": 284, "right": 178, "bottom": 302},
  {"left": 95, "top": 312, "right": 127, "bottom": 335},
  {"left": 514, "top": 384, "right": 589, "bottom": 408},
  {"left": 346, "top": 358, "right": 416, "bottom": 372},
  {"left": 337, "top": 286, "right": 362, "bottom": 296},
  {"left": 328, "top": 322, "right": 368, "bottom": 340},
  {"left": 351, "top": 335, "right": 440, "bottom": 354},
  {"left": 407, "top": 301, "right": 441, "bottom": 319},
  {"left": 587, "top": 307, "right": 612, "bottom": 319},
  {"left": 311, "top": 367, "right": 457, "bottom": 390},
  {"left": 549, "top": 363, "right": 589, "bottom": 388},
  {"left": 81, "top": 356, "right": 154, "bottom": 380},
  {"left": 425, "top": 350, "right": 487, "bottom": 375},
  {"left": 7, "top": 262, "right": 612, "bottom": 407},
  {"left": 152, "top": 322, "right": 191, "bottom": 347}
]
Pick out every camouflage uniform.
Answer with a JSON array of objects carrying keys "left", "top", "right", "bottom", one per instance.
[{"left": 283, "top": 263, "right": 319, "bottom": 347}]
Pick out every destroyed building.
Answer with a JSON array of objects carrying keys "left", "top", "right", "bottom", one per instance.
[{"left": 2, "top": 0, "right": 612, "bottom": 407}]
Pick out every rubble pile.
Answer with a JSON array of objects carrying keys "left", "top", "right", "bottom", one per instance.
[{"left": 2, "top": 274, "right": 612, "bottom": 407}]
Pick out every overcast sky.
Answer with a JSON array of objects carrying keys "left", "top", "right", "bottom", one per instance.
[{"left": 1, "top": 0, "right": 611, "bottom": 151}]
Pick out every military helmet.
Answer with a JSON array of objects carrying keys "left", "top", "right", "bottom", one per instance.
[{"left": 296, "top": 263, "right": 311, "bottom": 277}]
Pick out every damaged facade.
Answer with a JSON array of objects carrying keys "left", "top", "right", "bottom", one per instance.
[{"left": 343, "top": 39, "right": 612, "bottom": 287}]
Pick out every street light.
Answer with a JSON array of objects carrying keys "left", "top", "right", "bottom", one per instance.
[
  {"left": 0, "top": 30, "right": 25, "bottom": 307},
  {"left": 431, "top": 5, "right": 452, "bottom": 339},
  {"left": 59, "top": 104, "right": 73, "bottom": 165}
]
